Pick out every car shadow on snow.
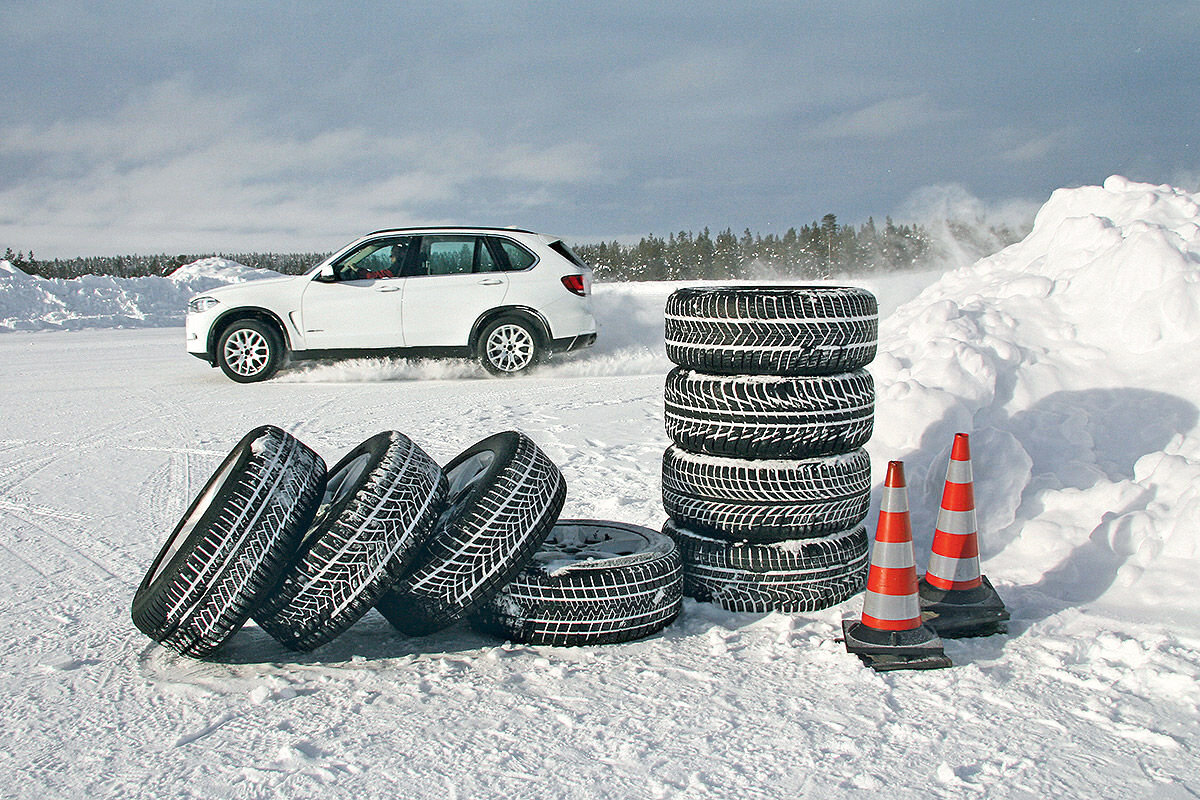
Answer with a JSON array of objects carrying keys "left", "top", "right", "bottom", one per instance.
[{"left": 890, "top": 387, "right": 1198, "bottom": 644}]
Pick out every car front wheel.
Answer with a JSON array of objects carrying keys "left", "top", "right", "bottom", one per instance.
[
  {"left": 478, "top": 316, "right": 542, "bottom": 375},
  {"left": 217, "top": 319, "right": 283, "bottom": 382}
]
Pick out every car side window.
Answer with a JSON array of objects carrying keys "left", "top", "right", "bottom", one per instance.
[
  {"left": 332, "top": 237, "right": 413, "bottom": 281},
  {"left": 408, "top": 235, "right": 498, "bottom": 276},
  {"left": 494, "top": 238, "right": 537, "bottom": 271}
]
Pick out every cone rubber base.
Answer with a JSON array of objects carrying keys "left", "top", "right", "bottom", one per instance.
[
  {"left": 841, "top": 620, "right": 952, "bottom": 672},
  {"left": 919, "top": 574, "right": 1010, "bottom": 638}
]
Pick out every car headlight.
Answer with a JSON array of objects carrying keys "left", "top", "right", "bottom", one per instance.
[{"left": 188, "top": 296, "right": 220, "bottom": 314}]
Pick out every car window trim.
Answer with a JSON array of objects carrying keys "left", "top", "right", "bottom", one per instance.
[{"left": 488, "top": 235, "right": 539, "bottom": 273}]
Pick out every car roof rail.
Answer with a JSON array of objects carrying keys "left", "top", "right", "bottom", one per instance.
[{"left": 363, "top": 225, "right": 538, "bottom": 236}]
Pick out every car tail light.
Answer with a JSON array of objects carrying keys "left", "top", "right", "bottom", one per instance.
[{"left": 561, "top": 274, "right": 588, "bottom": 296}]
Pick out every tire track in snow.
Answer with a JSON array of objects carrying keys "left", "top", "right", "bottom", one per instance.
[{"left": 0, "top": 505, "right": 129, "bottom": 591}]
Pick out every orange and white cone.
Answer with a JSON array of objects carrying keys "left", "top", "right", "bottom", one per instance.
[
  {"left": 843, "top": 461, "right": 951, "bottom": 671},
  {"left": 918, "top": 433, "right": 1009, "bottom": 637}
]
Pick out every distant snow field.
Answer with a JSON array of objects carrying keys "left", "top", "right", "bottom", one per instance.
[{"left": 1, "top": 177, "right": 1198, "bottom": 798}]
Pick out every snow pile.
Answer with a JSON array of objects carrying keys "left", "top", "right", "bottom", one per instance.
[
  {"left": 0, "top": 257, "right": 280, "bottom": 331},
  {"left": 166, "top": 257, "right": 280, "bottom": 284},
  {"left": 872, "top": 176, "right": 1200, "bottom": 623}
]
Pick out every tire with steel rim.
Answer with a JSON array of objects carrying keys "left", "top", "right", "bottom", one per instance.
[
  {"left": 130, "top": 426, "right": 327, "bottom": 657},
  {"left": 661, "top": 446, "right": 871, "bottom": 541},
  {"left": 478, "top": 315, "right": 542, "bottom": 375},
  {"left": 664, "top": 519, "right": 868, "bottom": 613},
  {"left": 253, "top": 431, "right": 448, "bottom": 651},
  {"left": 474, "top": 519, "right": 683, "bottom": 646},
  {"left": 664, "top": 286, "right": 878, "bottom": 376},
  {"left": 217, "top": 319, "right": 284, "bottom": 383},
  {"left": 376, "top": 431, "right": 566, "bottom": 636},
  {"left": 664, "top": 367, "right": 875, "bottom": 459}
]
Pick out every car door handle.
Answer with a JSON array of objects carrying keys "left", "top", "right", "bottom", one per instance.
[
  {"left": 375, "top": 285, "right": 400, "bottom": 292},
  {"left": 478, "top": 278, "right": 503, "bottom": 285}
]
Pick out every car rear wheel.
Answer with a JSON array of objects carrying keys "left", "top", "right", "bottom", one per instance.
[
  {"left": 478, "top": 316, "right": 542, "bottom": 375},
  {"left": 217, "top": 319, "right": 283, "bottom": 383}
]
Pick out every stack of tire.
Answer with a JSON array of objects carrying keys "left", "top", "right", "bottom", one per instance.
[
  {"left": 661, "top": 285, "right": 879, "bottom": 612},
  {"left": 131, "top": 426, "right": 682, "bottom": 658}
]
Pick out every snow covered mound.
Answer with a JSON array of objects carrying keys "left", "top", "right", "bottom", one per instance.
[
  {"left": 0, "top": 258, "right": 280, "bottom": 331},
  {"left": 167, "top": 257, "right": 280, "bottom": 284},
  {"left": 873, "top": 176, "right": 1200, "bottom": 623}
]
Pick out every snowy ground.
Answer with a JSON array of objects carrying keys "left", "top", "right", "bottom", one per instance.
[{"left": 2, "top": 177, "right": 1199, "bottom": 798}]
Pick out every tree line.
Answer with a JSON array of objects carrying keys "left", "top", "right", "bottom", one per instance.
[
  {"left": 2, "top": 248, "right": 328, "bottom": 280},
  {"left": 576, "top": 215, "right": 933, "bottom": 282},
  {"left": 4, "top": 214, "right": 1022, "bottom": 281}
]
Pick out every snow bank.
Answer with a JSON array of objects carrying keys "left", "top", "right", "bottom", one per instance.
[
  {"left": 0, "top": 257, "right": 281, "bottom": 331},
  {"left": 872, "top": 176, "right": 1200, "bottom": 624}
]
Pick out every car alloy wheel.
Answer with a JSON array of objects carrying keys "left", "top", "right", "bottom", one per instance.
[
  {"left": 482, "top": 320, "right": 538, "bottom": 374},
  {"left": 224, "top": 328, "right": 271, "bottom": 377},
  {"left": 216, "top": 319, "right": 283, "bottom": 382}
]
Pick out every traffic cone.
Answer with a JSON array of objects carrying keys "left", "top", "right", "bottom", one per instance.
[
  {"left": 843, "top": 461, "right": 951, "bottom": 672},
  {"left": 918, "top": 433, "right": 1009, "bottom": 637}
]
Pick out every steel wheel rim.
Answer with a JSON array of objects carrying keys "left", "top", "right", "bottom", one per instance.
[
  {"left": 486, "top": 324, "right": 534, "bottom": 372},
  {"left": 535, "top": 523, "right": 650, "bottom": 564},
  {"left": 224, "top": 329, "right": 271, "bottom": 376}
]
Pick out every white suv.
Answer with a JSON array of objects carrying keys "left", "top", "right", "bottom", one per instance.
[{"left": 186, "top": 227, "right": 596, "bottom": 382}]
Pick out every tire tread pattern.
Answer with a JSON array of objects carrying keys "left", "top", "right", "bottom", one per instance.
[
  {"left": 254, "top": 432, "right": 448, "bottom": 651},
  {"left": 661, "top": 446, "right": 871, "bottom": 541},
  {"left": 474, "top": 524, "right": 683, "bottom": 646},
  {"left": 377, "top": 432, "right": 566, "bottom": 636},
  {"left": 130, "top": 427, "right": 326, "bottom": 657},
  {"left": 665, "top": 286, "right": 878, "bottom": 376},
  {"left": 663, "top": 520, "right": 868, "bottom": 613},
  {"left": 664, "top": 368, "right": 875, "bottom": 458}
]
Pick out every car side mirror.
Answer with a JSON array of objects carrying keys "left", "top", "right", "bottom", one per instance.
[{"left": 314, "top": 264, "right": 336, "bottom": 283}]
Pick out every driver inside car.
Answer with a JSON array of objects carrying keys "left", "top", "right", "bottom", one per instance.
[{"left": 339, "top": 243, "right": 404, "bottom": 281}]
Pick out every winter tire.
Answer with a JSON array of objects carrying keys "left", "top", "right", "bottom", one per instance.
[
  {"left": 478, "top": 315, "right": 543, "bottom": 375},
  {"left": 253, "top": 432, "right": 448, "bottom": 651},
  {"left": 217, "top": 318, "right": 284, "bottom": 383},
  {"left": 376, "top": 431, "right": 566, "bottom": 636},
  {"left": 130, "top": 426, "right": 326, "bottom": 657},
  {"left": 664, "top": 286, "right": 878, "bottom": 376},
  {"left": 664, "top": 519, "right": 868, "bottom": 613},
  {"left": 664, "top": 368, "right": 875, "bottom": 459},
  {"left": 473, "top": 519, "right": 683, "bottom": 646},
  {"left": 661, "top": 446, "right": 871, "bottom": 541}
]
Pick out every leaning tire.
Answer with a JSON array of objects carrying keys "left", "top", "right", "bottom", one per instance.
[
  {"left": 130, "top": 426, "right": 326, "bottom": 657},
  {"left": 664, "top": 286, "right": 878, "bottom": 376},
  {"left": 376, "top": 431, "right": 566, "bottom": 636},
  {"left": 664, "top": 367, "right": 875, "bottom": 458},
  {"left": 663, "top": 520, "right": 868, "bottom": 613},
  {"left": 217, "top": 319, "right": 284, "bottom": 383},
  {"left": 473, "top": 519, "right": 683, "bottom": 646},
  {"left": 253, "top": 432, "right": 448, "bottom": 651},
  {"left": 661, "top": 446, "right": 871, "bottom": 541},
  {"left": 478, "top": 315, "right": 543, "bottom": 375}
]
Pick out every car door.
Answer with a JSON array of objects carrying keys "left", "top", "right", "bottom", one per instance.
[
  {"left": 298, "top": 238, "right": 412, "bottom": 350},
  {"left": 400, "top": 235, "right": 509, "bottom": 347}
]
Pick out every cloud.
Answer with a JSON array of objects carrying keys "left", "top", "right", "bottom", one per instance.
[
  {"left": 996, "top": 128, "right": 1073, "bottom": 163},
  {"left": 0, "top": 79, "right": 603, "bottom": 256},
  {"left": 810, "top": 95, "right": 959, "bottom": 140}
]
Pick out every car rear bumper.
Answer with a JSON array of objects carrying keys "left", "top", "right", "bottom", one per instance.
[{"left": 550, "top": 332, "right": 596, "bottom": 353}]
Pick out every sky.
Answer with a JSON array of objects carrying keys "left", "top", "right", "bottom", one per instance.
[{"left": 1, "top": 1, "right": 1197, "bottom": 259}]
